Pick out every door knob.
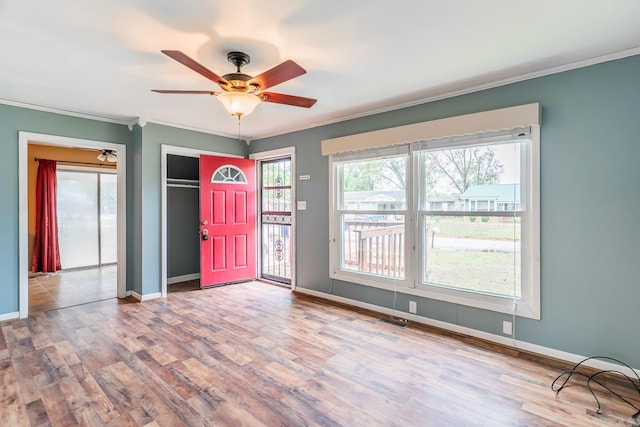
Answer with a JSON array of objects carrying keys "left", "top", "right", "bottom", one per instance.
[{"left": 201, "top": 229, "right": 209, "bottom": 241}]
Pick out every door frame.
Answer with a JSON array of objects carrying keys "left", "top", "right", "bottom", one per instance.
[
  {"left": 160, "top": 144, "right": 242, "bottom": 298},
  {"left": 18, "top": 131, "right": 127, "bottom": 318},
  {"left": 249, "top": 146, "right": 297, "bottom": 290}
]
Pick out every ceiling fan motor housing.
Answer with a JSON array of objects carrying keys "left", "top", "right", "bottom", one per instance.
[{"left": 222, "top": 51, "right": 259, "bottom": 92}]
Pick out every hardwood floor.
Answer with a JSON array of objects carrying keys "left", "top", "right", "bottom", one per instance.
[
  {"left": 28, "top": 266, "right": 117, "bottom": 313},
  {"left": 2, "top": 281, "right": 638, "bottom": 426}
]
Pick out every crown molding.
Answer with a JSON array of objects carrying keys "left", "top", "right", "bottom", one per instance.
[
  {"left": 0, "top": 98, "right": 132, "bottom": 126},
  {"left": 2, "top": 46, "right": 640, "bottom": 142},
  {"left": 254, "top": 46, "right": 640, "bottom": 141}
]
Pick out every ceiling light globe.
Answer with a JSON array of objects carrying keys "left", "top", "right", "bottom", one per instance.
[{"left": 217, "top": 92, "right": 261, "bottom": 117}]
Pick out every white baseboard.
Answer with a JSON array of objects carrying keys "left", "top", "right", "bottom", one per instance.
[
  {"left": 0, "top": 311, "right": 20, "bottom": 322},
  {"left": 130, "top": 291, "right": 163, "bottom": 302},
  {"left": 295, "top": 288, "right": 640, "bottom": 378},
  {"left": 167, "top": 273, "right": 200, "bottom": 285}
]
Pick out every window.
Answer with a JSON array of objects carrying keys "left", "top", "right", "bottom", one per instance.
[
  {"left": 212, "top": 165, "right": 247, "bottom": 183},
  {"left": 331, "top": 147, "right": 409, "bottom": 285},
  {"left": 329, "top": 128, "right": 540, "bottom": 319}
]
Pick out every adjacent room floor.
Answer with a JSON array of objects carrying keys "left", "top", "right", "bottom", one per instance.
[{"left": 28, "top": 265, "right": 117, "bottom": 313}]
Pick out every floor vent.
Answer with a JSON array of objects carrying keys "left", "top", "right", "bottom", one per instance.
[{"left": 378, "top": 317, "right": 408, "bottom": 328}]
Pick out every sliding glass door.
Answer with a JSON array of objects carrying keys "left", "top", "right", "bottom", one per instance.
[{"left": 56, "top": 169, "right": 117, "bottom": 269}]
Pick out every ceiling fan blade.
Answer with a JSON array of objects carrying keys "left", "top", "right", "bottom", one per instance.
[
  {"left": 161, "top": 50, "right": 228, "bottom": 86},
  {"left": 259, "top": 92, "right": 317, "bottom": 108},
  {"left": 152, "top": 90, "right": 218, "bottom": 95},
  {"left": 249, "top": 60, "right": 306, "bottom": 91}
]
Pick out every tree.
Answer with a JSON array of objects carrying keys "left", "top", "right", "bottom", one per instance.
[
  {"left": 342, "top": 147, "right": 502, "bottom": 196},
  {"left": 426, "top": 146, "right": 503, "bottom": 195},
  {"left": 343, "top": 157, "right": 405, "bottom": 191}
]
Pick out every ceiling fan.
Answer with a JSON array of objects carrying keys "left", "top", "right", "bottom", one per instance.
[{"left": 152, "top": 50, "right": 317, "bottom": 118}]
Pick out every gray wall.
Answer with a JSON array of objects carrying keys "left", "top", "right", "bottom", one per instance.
[
  {"left": 0, "top": 104, "right": 132, "bottom": 315},
  {"left": 2, "top": 54, "right": 638, "bottom": 368},
  {"left": 249, "top": 54, "right": 640, "bottom": 367},
  {"left": 0, "top": 109, "right": 243, "bottom": 313}
]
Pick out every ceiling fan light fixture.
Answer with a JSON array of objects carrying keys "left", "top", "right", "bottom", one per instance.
[
  {"left": 217, "top": 91, "right": 261, "bottom": 118},
  {"left": 98, "top": 149, "right": 117, "bottom": 162}
]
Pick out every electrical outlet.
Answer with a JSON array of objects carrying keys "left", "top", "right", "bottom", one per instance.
[
  {"left": 502, "top": 320, "right": 513, "bottom": 335},
  {"left": 409, "top": 301, "right": 417, "bottom": 314}
]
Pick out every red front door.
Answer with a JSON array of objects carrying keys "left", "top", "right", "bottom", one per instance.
[{"left": 199, "top": 155, "right": 256, "bottom": 287}]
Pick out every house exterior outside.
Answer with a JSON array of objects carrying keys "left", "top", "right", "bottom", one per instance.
[
  {"left": 345, "top": 185, "right": 520, "bottom": 214},
  {"left": 460, "top": 183, "right": 520, "bottom": 211}
]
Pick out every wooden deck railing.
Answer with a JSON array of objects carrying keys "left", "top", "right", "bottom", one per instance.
[{"left": 344, "top": 221, "right": 405, "bottom": 277}]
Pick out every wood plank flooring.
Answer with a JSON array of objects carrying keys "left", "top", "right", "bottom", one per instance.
[
  {"left": 2, "top": 281, "right": 639, "bottom": 426},
  {"left": 28, "top": 266, "right": 117, "bottom": 313}
]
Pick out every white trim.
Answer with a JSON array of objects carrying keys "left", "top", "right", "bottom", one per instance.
[
  {"left": 146, "top": 119, "right": 243, "bottom": 141},
  {"left": 258, "top": 46, "right": 640, "bottom": 141},
  {"left": 1, "top": 98, "right": 132, "bottom": 126},
  {"left": 249, "top": 147, "right": 295, "bottom": 161},
  {"left": 130, "top": 291, "right": 162, "bottom": 302},
  {"left": 18, "top": 132, "right": 127, "bottom": 319},
  {"left": 294, "top": 288, "right": 640, "bottom": 378},
  {"left": 327, "top": 122, "right": 540, "bottom": 319},
  {"left": 160, "top": 144, "right": 243, "bottom": 298},
  {"left": 321, "top": 103, "right": 540, "bottom": 155},
  {"left": 167, "top": 273, "right": 200, "bottom": 285},
  {"left": 0, "top": 311, "right": 20, "bottom": 322},
  {"left": 3, "top": 47, "right": 640, "bottom": 143},
  {"left": 250, "top": 146, "right": 297, "bottom": 290}
]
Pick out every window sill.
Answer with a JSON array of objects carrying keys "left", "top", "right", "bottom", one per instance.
[{"left": 330, "top": 269, "right": 540, "bottom": 320}]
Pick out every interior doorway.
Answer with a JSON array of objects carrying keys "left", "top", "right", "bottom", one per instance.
[
  {"left": 28, "top": 161, "right": 119, "bottom": 313},
  {"left": 160, "top": 145, "right": 242, "bottom": 298},
  {"left": 18, "top": 132, "right": 127, "bottom": 318}
]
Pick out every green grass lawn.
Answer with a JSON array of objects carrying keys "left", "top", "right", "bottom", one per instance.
[
  {"left": 427, "top": 216, "right": 520, "bottom": 241},
  {"left": 425, "top": 248, "right": 521, "bottom": 296}
]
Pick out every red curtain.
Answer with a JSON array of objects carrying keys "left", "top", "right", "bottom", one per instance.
[{"left": 31, "top": 159, "right": 61, "bottom": 273}]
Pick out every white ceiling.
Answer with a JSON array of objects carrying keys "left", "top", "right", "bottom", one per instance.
[{"left": 1, "top": 1, "right": 639, "bottom": 141}]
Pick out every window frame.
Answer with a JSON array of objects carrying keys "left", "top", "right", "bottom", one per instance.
[
  {"left": 328, "top": 127, "right": 540, "bottom": 319},
  {"left": 328, "top": 146, "right": 412, "bottom": 289}
]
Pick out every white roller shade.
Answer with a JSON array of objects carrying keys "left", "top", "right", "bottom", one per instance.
[{"left": 321, "top": 103, "right": 541, "bottom": 156}]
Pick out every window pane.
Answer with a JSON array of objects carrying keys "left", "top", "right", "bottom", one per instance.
[
  {"left": 341, "top": 156, "right": 407, "bottom": 210},
  {"left": 100, "top": 174, "right": 117, "bottom": 264},
  {"left": 262, "top": 188, "right": 291, "bottom": 212},
  {"left": 342, "top": 214, "right": 405, "bottom": 279},
  {"left": 424, "top": 215, "right": 520, "bottom": 297},
  {"left": 422, "top": 142, "right": 521, "bottom": 210},
  {"left": 262, "top": 159, "right": 291, "bottom": 186},
  {"left": 57, "top": 171, "right": 99, "bottom": 268}
]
